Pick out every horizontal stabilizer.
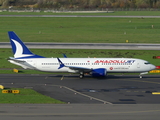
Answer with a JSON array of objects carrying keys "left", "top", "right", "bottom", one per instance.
[{"left": 8, "top": 57, "right": 25, "bottom": 62}]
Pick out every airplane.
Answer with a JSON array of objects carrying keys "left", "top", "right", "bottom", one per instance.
[{"left": 8, "top": 31, "right": 156, "bottom": 79}]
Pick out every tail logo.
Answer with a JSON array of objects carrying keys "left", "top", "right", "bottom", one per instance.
[{"left": 11, "top": 39, "right": 34, "bottom": 58}]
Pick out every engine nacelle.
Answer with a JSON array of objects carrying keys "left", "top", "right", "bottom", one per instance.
[{"left": 91, "top": 68, "right": 107, "bottom": 77}]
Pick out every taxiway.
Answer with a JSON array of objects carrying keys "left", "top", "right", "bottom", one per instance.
[
  {"left": 1, "top": 74, "right": 160, "bottom": 104},
  {"left": 1, "top": 74, "right": 160, "bottom": 120}
]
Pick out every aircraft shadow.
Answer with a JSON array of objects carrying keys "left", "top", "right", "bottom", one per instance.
[{"left": 45, "top": 74, "right": 160, "bottom": 80}]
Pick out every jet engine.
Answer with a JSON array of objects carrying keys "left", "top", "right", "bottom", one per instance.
[{"left": 91, "top": 68, "right": 107, "bottom": 77}]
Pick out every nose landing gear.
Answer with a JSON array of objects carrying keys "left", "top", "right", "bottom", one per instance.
[{"left": 139, "top": 72, "right": 148, "bottom": 78}]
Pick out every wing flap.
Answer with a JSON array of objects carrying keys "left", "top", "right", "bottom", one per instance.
[{"left": 67, "top": 66, "right": 91, "bottom": 72}]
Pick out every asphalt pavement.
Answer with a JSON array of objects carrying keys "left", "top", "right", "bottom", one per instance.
[
  {"left": 1, "top": 42, "right": 160, "bottom": 50},
  {"left": 0, "top": 74, "right": 160, "bottom": 120}
]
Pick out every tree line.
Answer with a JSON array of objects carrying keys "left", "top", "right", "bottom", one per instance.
[{"left": 1, "top": 0, "right": 160, "bottom": 9}]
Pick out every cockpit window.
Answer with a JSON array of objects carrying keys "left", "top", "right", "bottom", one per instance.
[{"left": 144, "top": 62, "right": 150, "bottom": 64}]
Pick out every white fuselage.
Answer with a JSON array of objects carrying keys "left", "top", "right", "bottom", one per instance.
[{"left": 9, "top": 58, "right": 156, "bottom": 73}]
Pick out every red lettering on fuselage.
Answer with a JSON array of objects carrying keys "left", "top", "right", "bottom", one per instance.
[{"left": 94, "top": 60, "right": 126, "bottom": 63}]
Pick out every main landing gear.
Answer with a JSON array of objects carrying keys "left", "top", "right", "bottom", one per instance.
[
  {"left": 79, "top": 72, "right": 84, "bottom": 79},
  {"left": 139, "top": 75, "right": 142, "bottom": 79}
]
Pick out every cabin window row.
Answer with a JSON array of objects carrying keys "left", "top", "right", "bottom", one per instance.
[
  {"left": 42, "top": 63, "right": 90, "bottom": 65},
  {"left": 102, "top": 63, "right": 132, "bottom": 65},
  {"left": 41, "top": 63, "right": 132, "bottom": 65}
]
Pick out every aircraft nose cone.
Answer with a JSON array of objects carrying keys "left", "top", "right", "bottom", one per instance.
[{"left": 151, "top": 64, "right": 156, "bottom": 70}]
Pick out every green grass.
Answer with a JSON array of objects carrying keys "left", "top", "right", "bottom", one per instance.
[
  {"left": 0, "top": 17, "right": 160, "bottom": 43},
  {"left": 0, "top": 88, "right": 65, "bottom": 103},
  {"left": 1, "top": 11, "right": 160, "bottom": 16},
  {"left": 0, "top": 69, "right": 55, "bottom": 74}
]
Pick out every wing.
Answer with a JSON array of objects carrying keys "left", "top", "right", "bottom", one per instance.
[
  {"left": 57, "top": 58, "right": 91, "bottom": 73},
  {"left": 66, "top": 66, "right": 91, "bottom": 72}
]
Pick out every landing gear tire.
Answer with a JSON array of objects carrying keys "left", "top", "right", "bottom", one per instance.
[{"left": 79, "top": 74, "right": 84, "bottom": 79}]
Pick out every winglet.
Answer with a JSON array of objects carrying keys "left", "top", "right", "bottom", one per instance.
[
  {"left": 63, "top": 53, "right": 67, "bottom": 58},
  {"left": 57, "top": 58, "right": 65, "bottom": 69}
]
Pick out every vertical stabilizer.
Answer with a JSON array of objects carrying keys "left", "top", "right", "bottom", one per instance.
[{"left": 8, "top": 31, "right": 44, "bottom": 59}]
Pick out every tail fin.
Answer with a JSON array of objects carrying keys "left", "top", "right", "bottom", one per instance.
[{"left": 8, "top": 31, "right": 44, "bottom": 59}]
